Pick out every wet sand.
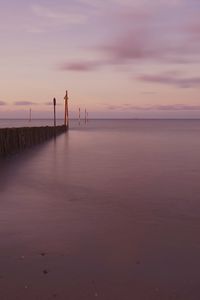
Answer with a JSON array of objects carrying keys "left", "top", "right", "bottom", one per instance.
[{"left": 1, "top": 120, "right": 200, "bottom": 299}]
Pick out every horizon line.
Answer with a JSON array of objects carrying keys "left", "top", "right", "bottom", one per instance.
[{"left": 2, "top": 118, "right": 200, "bottom": 121}]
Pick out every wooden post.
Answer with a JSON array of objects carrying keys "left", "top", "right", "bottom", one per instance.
[
  {"left": 64, "top": 90, "right": 69, "bottom": 127},
  {"left": 79, "top": 107, "right": 81, "bottom": 126},
  {"left": 85, "top": 109, "right": 87, "bottom": 124},
  {"left": 29, "top": 108, "right": 32, "bottom": 122},
  {"left": 53, "top": 98, "right": 56, "bottom": 127}
]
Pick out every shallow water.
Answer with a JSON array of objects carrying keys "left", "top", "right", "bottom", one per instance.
[{"left": 1, "top": 120, "right": 200, "bottom": 299}]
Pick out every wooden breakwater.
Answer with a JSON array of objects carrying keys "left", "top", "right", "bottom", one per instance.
[{"left": 0, "top": 125, "right": 67, "bottom": 156}]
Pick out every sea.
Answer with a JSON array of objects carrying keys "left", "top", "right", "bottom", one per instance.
[{"left": 0, "top": 119, "right": 200, "bottom": 299}]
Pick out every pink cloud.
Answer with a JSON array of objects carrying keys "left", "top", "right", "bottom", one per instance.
[
  {"left": 186, "top": 22, "right": 200, "bottom": 38},
  {"left": 59, "top": 61, "right": 101, "bottom": 71},
  {"left": 58, "top": 0, "right": 200, "bottom": 73},
  {"left": 138, "top": 72, "right": 200, "bottom": 88},
  {"left": 14, "top": 101, "right": 37, "bottom": 106},
  {"left": 102, "top": 31, "right": 152, "bottom": 61},
  {"left": 106, "top": 103, "right": 200, "bottom": 111}
]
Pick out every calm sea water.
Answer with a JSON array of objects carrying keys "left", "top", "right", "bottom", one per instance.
[{"left": 1, "top": 119, "right": 200, "bottom": 299}]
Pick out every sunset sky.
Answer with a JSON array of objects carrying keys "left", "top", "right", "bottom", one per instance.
[{"left": 1, "top": 0, "right": 200, "bottom": 118}]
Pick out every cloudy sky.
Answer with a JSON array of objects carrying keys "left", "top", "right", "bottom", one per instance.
[{"left": 1, "top": 0, "right": 200, "bottom": 118}]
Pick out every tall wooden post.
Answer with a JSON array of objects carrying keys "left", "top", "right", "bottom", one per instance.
[
  {"left": 29, "top": 108, "right": 32, "bottom": 122},
  {"left": 64, "top": 90, "right": 69, "bottom": 127},
  {"left": 85, "top": 109, "right": 87, "bottom": 124},
  {"left": 79, "top": 107, "right": 81, "bottom": 126},
  {"left": 53, "top": 98, "right": 56, "bottom": 127}
]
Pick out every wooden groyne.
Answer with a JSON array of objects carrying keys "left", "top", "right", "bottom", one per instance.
[{"left": 0, "top": 125, "right": 67, "bottom": 156}]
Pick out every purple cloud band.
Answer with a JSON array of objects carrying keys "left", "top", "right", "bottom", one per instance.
[
  {"left": 59, "top": 61, "right": 102, "bottom": 71},
  {"left": 107, "top": 104, "right": 200, "bottom": 111},
  {"left": 14, "top": 101, "right": 37, "bottom": 106},
  {"left": 138, "top": 72, "right": 200, "bottom": 88}
]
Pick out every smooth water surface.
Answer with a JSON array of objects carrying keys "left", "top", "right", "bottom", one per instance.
[{"left": 1, "top": 120, "right": 200, "bottom": 299}]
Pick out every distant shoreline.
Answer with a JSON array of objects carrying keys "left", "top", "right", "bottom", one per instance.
[{"left": 1, "top": 118, "right": 200, "bottom": 121}]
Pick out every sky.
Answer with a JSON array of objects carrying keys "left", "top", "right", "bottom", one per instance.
[{"left": 0, "top": 0, "right": 200, "bottom": 118}]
